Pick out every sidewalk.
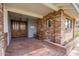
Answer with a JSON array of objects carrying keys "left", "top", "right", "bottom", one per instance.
[{"left": 68, "top": 37, "right": 79, "bottom": 56}]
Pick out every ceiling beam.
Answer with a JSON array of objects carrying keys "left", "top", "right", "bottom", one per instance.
[{"left": 42, "top": 3, "right": 59, "bottom": 11}]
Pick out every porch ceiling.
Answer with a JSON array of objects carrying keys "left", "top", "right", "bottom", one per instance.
[
  {"left": 5, "top": 3, "right": 54, "bottom": 18},
  {"left": 9, "top": 11, "right": 38, "bottom": 21},
  {"left": 5, "top": 3, "right": 79, "bottom": 19},
  {"left": 53, "top": 3, "right": 79, "bottom": 19}
]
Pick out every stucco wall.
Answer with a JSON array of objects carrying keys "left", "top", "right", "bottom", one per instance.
[{"left": 28, "top": 18, "right": 37, "bottom": 38}]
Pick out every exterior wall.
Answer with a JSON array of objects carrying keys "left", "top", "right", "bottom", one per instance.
[
  {"left": 75, "top": 19, "right": 79, "bottom": 32},
  {"left": 37, "top": 10, "right": 62, "bottom": 43},
  {"left": 36, "top": 18, "right": 44, "bottom": 40},
  {"left": 28, "top": 18, "right": 37, "bottom": 38},
  {"left": 61, "top": 14, "right": 74, "bottom": 45},
  {"left": 4, "top": 5, "right": 11, "bottom": 45},
  {"left": 0, "top": 4, "right": 5, "bottom": 56},
  {"left": 37, "top": 9, "right": 75, "bottom": 45},
  {"left": 43, "top": 14, "right": 55, "bottom": 42},
  {"left": 54, "top": 16, "right": 61, "bottom": 44}
]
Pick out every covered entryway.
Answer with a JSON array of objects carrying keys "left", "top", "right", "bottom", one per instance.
[
  {"left": 8, "top": 11, "right": 38, "bottom": 39},
  {"left": 1, "top": 3, "right": 79, "bottom": 56}
]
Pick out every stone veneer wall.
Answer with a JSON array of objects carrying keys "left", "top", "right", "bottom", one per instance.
[
  {"left": 37, "top": 10, "right": 62, "bottom": 43},
  {"left": 37, "top": 9, "right": 75, "bottom": 45},
  {"left": 61, "top": 14, "right": 75, "bottom": 45},
  {"left": 43, "top": 12, "right": 61, "bottom": 43},
  {"left": 0, "top": 4, "right": 5, "bottom": 56},
  {"left": 36, "top": 18, "right": 44, "bottom": 40}
]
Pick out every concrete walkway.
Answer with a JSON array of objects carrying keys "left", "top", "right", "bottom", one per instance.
[{"left": 68, "top": 37, "right": 79, "bottom": 56}]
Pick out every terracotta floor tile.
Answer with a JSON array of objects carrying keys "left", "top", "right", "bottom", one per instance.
[{"left": 5, "top": 37, "right": 65, "bottom": 56}]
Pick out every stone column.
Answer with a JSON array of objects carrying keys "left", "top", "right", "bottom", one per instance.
[
  {"left": 54, "top": 9, "right": 64, "bottom": 44},
  {"left": 0, "top": 3, "right": 5, "bottom": 56}
]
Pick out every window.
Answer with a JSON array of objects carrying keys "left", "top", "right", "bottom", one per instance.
[
  {"left": 12, "top": 21, "right": 26, "bottom": 31},
  {"left": 65, "top": 19, "right": 72, "bottom": 29},
  {"left": 46, "top": 19, "right": 52, "bottom": 28},
  {"left": 70, "top": 20, "right": 72, "bottom": 28},
  {"left": 16, "top": 22, "right": 19, "bottom": 30},
  {"left": 65, "top": 19, "right": 68, "bottom": 28},
  {"left": 12, "top": 21, "right": 19, "bottom": 30},
  {"left": 20, "top": 22, "right": 26, "bottom": 30}
]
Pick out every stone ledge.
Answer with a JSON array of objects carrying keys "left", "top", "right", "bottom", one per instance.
[
  {"left": 44, "top": 40, "right": 66, "bottom": 55},
  {"left": 65, "top": 38, "right": 77, "bottom": 55},
  {"left": 44, "top": 38, "right": 77, "bottom": 56}
]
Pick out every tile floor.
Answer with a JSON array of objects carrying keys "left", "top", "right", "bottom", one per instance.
[{"left": 5, "top": 37, "right": 66, "bottom": 56}]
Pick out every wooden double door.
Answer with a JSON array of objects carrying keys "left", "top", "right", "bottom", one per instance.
[{"left": 11, "top": 20, "right": 27, "bottom": 38}]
